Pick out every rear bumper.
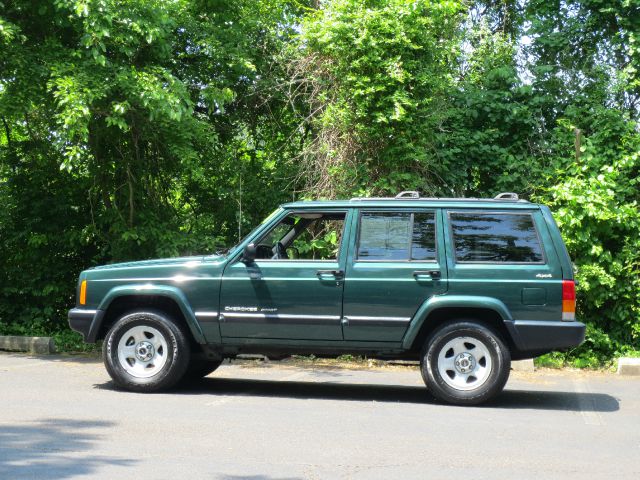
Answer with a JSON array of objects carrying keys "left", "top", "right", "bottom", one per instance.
[
  {"left": 68, "top": 308, "right": 105, "bottom": 343},
  {"left": 506, "top": 320, "right": 586, "bottom": 358}
]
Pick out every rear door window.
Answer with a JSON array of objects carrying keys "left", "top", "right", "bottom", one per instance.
[
  {"left": 411, "top": 212, "right": 437, "bottom": 261},
  {"left": 449, "top": 212, "right": 544, "bottom": 263},
  {"left": 357, "top": 211, "right": 437, "bottom": 261}
]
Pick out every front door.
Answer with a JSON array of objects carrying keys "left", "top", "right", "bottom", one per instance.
[
  {"left": 342, "top": 209, "right": 448, "bottom": 341},
  {"left": 219, "top": 210, "right": 349, "bottom": 341}
]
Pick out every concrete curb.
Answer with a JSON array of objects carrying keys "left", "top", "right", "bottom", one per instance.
[
  {"left": 0, "top": 336, "right": 56, "bottom": 354},
  {"left": 236, "top": 354, "right": 268, "bottom": 361},
  {"left": 617, "top": 358, "right": 640, "bottom": 376},
  {"left": 511, "top": 359, "right": 535, "bottom": 372}
]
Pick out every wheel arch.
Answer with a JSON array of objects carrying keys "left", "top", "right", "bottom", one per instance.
[
  {"left": 92, "top": 285, "right": 206, "bottom": 344},
  {"left": 402, "top": 296, "right": 518, "bottom": 354}
]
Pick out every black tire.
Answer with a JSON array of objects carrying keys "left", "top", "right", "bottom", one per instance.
[
  {"left": 181, "top": 356, "right": 224, "bottom": 383},
  {"left": 421, "top": 321, "right": 511, "bottom": 406},
  {"left": 103, "top": 310, "right": 191, "bottom": 392}
]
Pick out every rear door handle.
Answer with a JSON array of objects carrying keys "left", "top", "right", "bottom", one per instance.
[
  {"left": 413, "top": 270, "right": 441, "bottom": 280},
  {"left": 316, "top": 269, "right": 345, "bottom": 279}
]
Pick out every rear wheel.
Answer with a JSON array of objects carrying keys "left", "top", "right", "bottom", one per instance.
[
  {"left": 421, "top": 321, "right": 511, "bottom": 405},
  {"left": 103, "top": 310, "right": 191, "bottom": 392}
]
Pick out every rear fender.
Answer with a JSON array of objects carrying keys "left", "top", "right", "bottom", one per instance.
[{"left": 401, "top": 295, "right": 514, "bottom": 350}]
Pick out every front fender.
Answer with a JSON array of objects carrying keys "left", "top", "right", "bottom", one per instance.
[
  {"left": 401, "top": 295, "right": 513, "bottom": 350},
  {"left": 91, "top": 284, "right": 207, "bottom": 344}
]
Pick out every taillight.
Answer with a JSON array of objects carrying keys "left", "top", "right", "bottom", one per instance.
[{"left": 562, "top": 280, "right": 575, "bottom": 321}]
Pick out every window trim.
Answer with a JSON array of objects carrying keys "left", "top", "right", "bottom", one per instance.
[
  {"left": 252, "top": 210, "right": 348, "bottom": 263},
  {"left": 447, "top": 210, "right": 547, "bottom": 265},
  {"left": 355, "top": 209, "right": 439, "bottom": 263}
]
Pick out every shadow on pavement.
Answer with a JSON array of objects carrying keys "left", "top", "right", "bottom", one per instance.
[
  {"left": 96, "top": 376, "right": 619, "bottom": 412},
  {"left": 0, "top": 419, "right": 135, "bottom": 479},
  {"left": 188, "top": 377, "right": 436, "bottom": 403},
  {"left": 493, "top": 388, "right": 619, "bottom": 412}
]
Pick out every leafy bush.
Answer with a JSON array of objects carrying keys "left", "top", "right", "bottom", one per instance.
[
  {"left": 539, "top": 123, "right": 640, "bottom": 365},
  {"left": 1, "top": 1, "right": 638, "bottom": 360}
]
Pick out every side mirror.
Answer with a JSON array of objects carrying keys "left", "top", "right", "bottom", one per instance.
[{"left": 241, "top": 243, "right": 257, "bottom": 263}]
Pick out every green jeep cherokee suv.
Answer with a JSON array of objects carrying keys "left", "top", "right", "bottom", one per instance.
[{"left": 68, "top": 192, "right": 585, "bottom": 405}]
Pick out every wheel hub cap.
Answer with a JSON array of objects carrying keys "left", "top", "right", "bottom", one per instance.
[
  {"left": 135, "top": 341, "right": 155, "bottom": 362},
  {"left": 437, "top": 336, "right": 493, "bottom": 391},
  {"left": 454, "top": 352, "right": 476, "bottom": 374},
  {"left": 117, "top": 325, "right": 169, "bottom": 379}
]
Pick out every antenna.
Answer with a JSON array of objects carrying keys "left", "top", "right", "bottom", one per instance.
[{"left": 238, "top": 176, "right": 242, "bottom": 242}]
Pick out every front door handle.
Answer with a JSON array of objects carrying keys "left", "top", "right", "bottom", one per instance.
[
  {"left": 316, "top": 269, "right": 345, "bottom": 279},
  {"left": 413, "top": 270, "right": 441, "bottom": 280}
]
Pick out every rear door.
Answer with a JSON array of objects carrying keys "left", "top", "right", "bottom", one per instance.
[{"left": 341, "top": 208, "right": 448, "bottom": 342}]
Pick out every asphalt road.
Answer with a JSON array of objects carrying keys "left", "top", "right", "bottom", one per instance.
[{"left": 1, "top": 352, "right": 639, "bottom": 480}]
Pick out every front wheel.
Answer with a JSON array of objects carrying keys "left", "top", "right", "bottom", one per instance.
[
  {"left": 103, "top": 310, "right": 191, "bottom": 392},
  {"left": 421, "top": 321, "right": 511, "bottom": 405}
]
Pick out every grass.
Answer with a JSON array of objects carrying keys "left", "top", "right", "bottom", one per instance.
[
  {"left": 0, "top": 322, "right": 100, "bottom": 354},
  {"left": 534, "top": 352, "right": 619, "bottom": 371},
  {"left": 52, "top": 330, "right": 100, "bottom": 353}
]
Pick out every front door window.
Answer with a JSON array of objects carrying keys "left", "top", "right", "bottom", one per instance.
[{"left": 255, "top": 212, "right": 346, "bottom": 261}]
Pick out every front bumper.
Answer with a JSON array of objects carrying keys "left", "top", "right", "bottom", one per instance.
[
  {"left": 68, "top": 308, "right": 105, "bottom": 343},
  {"left": 506, "top": 320, "right": 586, "bottom": 358}
]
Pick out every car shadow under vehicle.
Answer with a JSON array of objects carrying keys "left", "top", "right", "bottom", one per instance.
[{"left": 95, "top": 376, "right": 619, "bottom": 412}]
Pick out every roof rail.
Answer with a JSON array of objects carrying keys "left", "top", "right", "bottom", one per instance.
[
  {"left": 395, "top": 191, "right": 420, "bottom": 199},
  {"left": 347, "top": 192, "right": 528, "bottom": 202},
  {"left": 494, "top": 192, "right": 519, "bottom": 200}
]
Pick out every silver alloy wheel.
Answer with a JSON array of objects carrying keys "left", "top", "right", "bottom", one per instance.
[
  {"left": 437, "top": 336, "right": 493, "bottom": 391},
  {"left": 117, "top": 325, "right": 169, "bottom": 378}
]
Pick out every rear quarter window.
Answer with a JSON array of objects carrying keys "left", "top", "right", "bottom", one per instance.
[{"left": 449, "top": 211, "right": 544, "bottom": 264}]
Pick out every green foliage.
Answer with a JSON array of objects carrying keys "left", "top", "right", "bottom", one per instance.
[
  {"left": 1, "top": 0, "right": 638, "bottom": 359},
  {"left": 534, "top": 352, "right": 567, "bottom": 369},
  {"left": 290, "top": 0, "right": 466, "bottom": 196},
  {"left": 539, "top": 125, "right": 640, "bottom": 363},
  {"left": 0, "top": 0, "right": 300, "bottom": 344},
  {"left": 291, "top": 223, "right": 341, "bottom": 260},
  {"left": 521, "top": 0, "right": 640, "bottom": 364},
  {"left": 53, "top": 330, "right": 99, "bottom": 353}
]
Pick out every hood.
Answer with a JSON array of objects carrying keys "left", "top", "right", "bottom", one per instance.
[{"left": 89, "top": 255, "right": 217, "bottom": 270}]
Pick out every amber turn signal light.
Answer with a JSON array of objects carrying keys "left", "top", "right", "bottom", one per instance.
[{"left": 79, "top": 280, "right": 87, "bottom": 305}]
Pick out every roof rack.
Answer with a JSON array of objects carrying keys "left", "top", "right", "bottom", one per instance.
[
  {"left": 494, "top": 192, "right": 519, "bottom": 200},
  {"left": 349, "top": 192, "right": 527, "bottom": 203},
  {"left": 395, "top": 191, "right": 420, "bottom": 199}
]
